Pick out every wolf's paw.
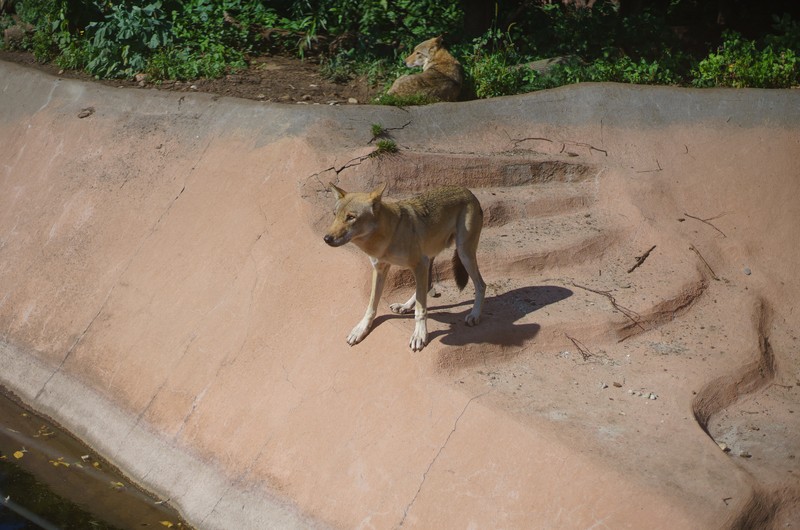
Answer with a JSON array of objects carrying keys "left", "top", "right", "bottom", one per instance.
[
  {"left": 409, "top": 334, "right": 428, "bottom": 351},
  {"left": 347, "top": 320, "right": 372, "bottom": 345},
  {"left": 464, "top": 312, "right": 481, "bottom": 327},
  {"left": 409, "top": 321, "right": 428, "bottom": 351},
  {"left": 389, "top": 302, "right": 414, "bottom": 314}
]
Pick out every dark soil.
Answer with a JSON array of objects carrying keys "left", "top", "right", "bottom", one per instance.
[{"left": 0, "top": 49, "right": 381, "bottom": 105}]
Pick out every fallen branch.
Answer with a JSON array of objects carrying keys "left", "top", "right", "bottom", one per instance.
[
  {"left": 689, "top": 245, "right": 720, "bottom": 281},
  {"left": 627, "top": 245, "right": 656, "bottom": 273},
  {"left": 571, "top": 282, "right": 646, "bottom": 332},
  {"left": 684, "top": 212, "right": 727, "bottom": 238}
]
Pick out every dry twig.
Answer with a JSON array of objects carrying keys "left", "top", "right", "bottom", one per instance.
[
  {"left": 571, "top": 282, "right": 646, "bottom": 332},
  {"left": 684, "top": 212, "right": 727, "bottom": 238},
  {"left": 565, "top": 333, "right": 593, "bottom": 361},
  {"left": 627, "top": 245, "right": 656, "bottom": 273},
  {"left": 689, "top": 245, "right": 720, "bottom": 281}
]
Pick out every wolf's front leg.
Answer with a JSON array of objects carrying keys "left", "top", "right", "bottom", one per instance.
[
  {"left": 348, "top": 260, "right": 389, "bottom": 345},
  {"left": 409, "top": 259, "right": 430, "bottom": 351}
]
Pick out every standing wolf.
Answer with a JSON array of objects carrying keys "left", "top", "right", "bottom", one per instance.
[
  {"left": 387, "top": 36, "right": 463, "bottom": 102},
  {"left": 323, "top": 183, "right": 485, "bottom": 351}
]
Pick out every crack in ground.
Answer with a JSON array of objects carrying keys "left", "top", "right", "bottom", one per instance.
[{"left": 397, "top": 390, "right": 491, "bottom": 528}]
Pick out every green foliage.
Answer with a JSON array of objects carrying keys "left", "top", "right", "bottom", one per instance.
[
  {"left": 692, "top": 30, "right": 799, "bottom": 88},
  {"left": 83, "top": 1, "right": 172, "bottom": 78},
  {"left": 466, "top": 53, "right": 528, "bottom": 98},
  {"left": 459, "top": 19, "right": 528, "bottom": 99},
  {"left": 527, "top": 53, "right": 682, "bottom": 90},
  {"left": 373, "top": 92, "right": 438, "bottom": 106},
  {"left": 310, "top": 0, "right": 463, "bottom": 55}
]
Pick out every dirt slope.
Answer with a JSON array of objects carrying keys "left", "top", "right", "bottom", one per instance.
[{"left": 1, "top": 59, "right": 799, "bottom": 528}]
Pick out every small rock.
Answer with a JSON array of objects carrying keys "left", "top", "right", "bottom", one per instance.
[
  {"left": 77, "top": 107, "right": 95, "bottom": 119},
  {"left": 649, "top": 393, "right": 658, "bottom": 400},
  {"left": 743, "top": 267, "right": 752, "bottom": 276},
  {"left": 301, "top": 94, "right": 312, "bottom": 101},
  {"left": 348, "top": 97, "right": 359, "bottom": 104},
  {"left": 613, "top": 382, "right": 623, "bottom": 388},
  {"left": 189, "top": 85, "right": 198, "bottom": 91},
  {"left": 739, "top": 451, "right": 752, "bottom": 458},
  {"left": 134, "top": 73, "right": 148, "bottom": 83},
  {"left": 717, "top": 441, "right": 730, "bottom": 452},
  {"left": 600, "top": 382, "right": 609, "bottom": 389}
]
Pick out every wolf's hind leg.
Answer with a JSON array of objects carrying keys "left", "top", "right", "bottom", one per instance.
[{"left": 457, "top": 248, "right": 485, "bottom": 326}]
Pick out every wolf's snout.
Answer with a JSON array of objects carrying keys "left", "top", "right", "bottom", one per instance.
[{"left": 324, "top": 233, "right": 347, "bottom": 247}]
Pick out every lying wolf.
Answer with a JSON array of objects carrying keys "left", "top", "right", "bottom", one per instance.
[
  {"left": 387, "top": 36, "right": 463, "bottom": 102},
  {"left": 323, "top": 183, "right": 485, "bottom": 351}
]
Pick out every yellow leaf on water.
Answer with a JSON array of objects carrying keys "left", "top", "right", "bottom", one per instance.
[
  {"left": 13, "top": 451, "right": 24, "bottom": 459},
  {"left": 159, "top": 521, "right": 174, "bottom": 528}
]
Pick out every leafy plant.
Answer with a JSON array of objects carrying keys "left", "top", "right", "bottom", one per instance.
[
  {"left": 83, "top": 1, "right": 172, "bottom": 78},
  {"left": 692, "top": 30, "right": 799, "bottom": 88}
]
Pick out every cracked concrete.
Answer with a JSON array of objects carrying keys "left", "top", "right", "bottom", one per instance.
[
  {"left": 399, "top": 390, "right": 490, "bottom": 528},
  {"left": 1, "top": 59, "right": 800, "bottom": 529}
]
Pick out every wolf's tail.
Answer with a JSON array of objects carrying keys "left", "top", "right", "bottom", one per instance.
[{"left": 452, "top": 250, "right": 469, "bottom": 291}]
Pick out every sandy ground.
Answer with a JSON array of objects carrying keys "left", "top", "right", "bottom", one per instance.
[{"left": 1, "top": 59, "right": 799, "bottom": 528}]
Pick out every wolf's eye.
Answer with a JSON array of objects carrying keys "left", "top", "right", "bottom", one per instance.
[{"left": 345, "top": 213, "right": 356, "bottom": 222}]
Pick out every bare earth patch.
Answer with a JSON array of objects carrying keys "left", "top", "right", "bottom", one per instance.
[{"left": 0, "top": 49, "right": 380, "bottom": 104}]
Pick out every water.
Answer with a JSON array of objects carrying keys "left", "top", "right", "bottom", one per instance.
[{"left": 0, "top": 388, "right": 190, "bottom": 529}]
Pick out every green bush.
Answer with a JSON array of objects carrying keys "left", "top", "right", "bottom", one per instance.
[
  {"left": 466, "top": 52, "right": 528, "bottom": 98},
  {"left": 82, "top": 1, "right": 172, "bottom": 78},
  {"left": 692, "top": 30, "right": 799, "bottom": 88},
  {"left": 457, "top": 19, "right": 529, "bottom": 99}
]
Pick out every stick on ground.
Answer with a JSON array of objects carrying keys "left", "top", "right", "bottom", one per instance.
[{"left": 627, "top": 245, "right": 656, "bottom": 273}]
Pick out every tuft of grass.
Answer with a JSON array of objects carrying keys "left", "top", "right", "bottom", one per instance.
[
  {"left": 370, "top": 123, "right": 386, "bottom": 138},
  {"left": 370, "top": 139, "right": 398, "bottom": 157}
]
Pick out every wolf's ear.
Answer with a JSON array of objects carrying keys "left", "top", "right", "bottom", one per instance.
[
  {"left": 329, "top": 182, "right": 347, "bottom": 200},
  {"left": 433, "top": 35, "right": 443, "bottom": 47},
  {"left": 369, "top": 182, "right": 387, "bottom": 202}
]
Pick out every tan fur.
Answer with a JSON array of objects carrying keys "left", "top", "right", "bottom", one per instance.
[
  {"left": 323, "top": 183, "right": 485, "bottom": 351},
  {"left": 387, "top": 36, "right": 463, "bottom": 102}
]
